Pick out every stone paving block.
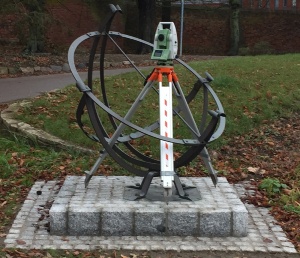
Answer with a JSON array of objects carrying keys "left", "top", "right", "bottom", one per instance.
[
  {"left": 167, "top": 208, "right": 198, "bottom": 236},
  {"left": 68, "top": 206, "right": 101, "bottom": 236},
  {"left": 199, "top": 209, "right": 231, "bottom": 237},
  {"left": 102, "top": 207, "right": 133, "bottom": 236},
  {"left": 135, "top": 207, "right": 165, "bottom": 235},
  {"left": 49, "top": 204, "right": 67, "bottom": 235},
  {"left": 232, "top": 205, "right": 248, "bottom": 237}
]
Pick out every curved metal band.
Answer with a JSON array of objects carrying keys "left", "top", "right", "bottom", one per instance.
[
  {"left": 175, "top": 58, "right": 226, "bottom": 140},
  {"left": 68, "top": 7, "right": 225, "bottom": 175}
]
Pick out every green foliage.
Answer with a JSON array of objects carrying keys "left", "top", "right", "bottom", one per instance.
[
  {"left": 238, "top": 47, "right": 250, "bottom": 56},
  {"left": 250, "top": 41, "right": 275, "bottom": 55},
  {"left": 238, "top": 42, "right": 275, "bottom": 56},
  {"left": 284, "top": 205, "right": 300, "bottom": 214},
  {"left": 279, "top": 165, "right": 300, "bottom": 215},
  {"left": 259, "top": 178, "right": 288, "bottom": 196}
]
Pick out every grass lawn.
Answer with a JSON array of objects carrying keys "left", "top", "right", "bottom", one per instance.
[{"left": 16, "top": 54, "right": 300, "bottom": 148}]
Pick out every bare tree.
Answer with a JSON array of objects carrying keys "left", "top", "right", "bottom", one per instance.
[
  {"left": 137, "top": 0, "right": 156, "bottom": 53},
  {"left": 228, "top": 0, "right": 241, "bottom": 55}
]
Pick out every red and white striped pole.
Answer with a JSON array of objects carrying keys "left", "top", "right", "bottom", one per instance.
[{"left": 159, "top": 69, "right": 174, "bottom": 192}]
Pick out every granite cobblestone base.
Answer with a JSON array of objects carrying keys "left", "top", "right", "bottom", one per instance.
[
  {"left": 50, "top": 176, "right": 248, "bottom": 237},
  {"left": 4, "top": 177, "right": 298, "bottom": 254}
]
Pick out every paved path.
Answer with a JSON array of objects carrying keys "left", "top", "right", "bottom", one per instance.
[{"left": 0, "top": 68, "right": 145, "bottom": 103}]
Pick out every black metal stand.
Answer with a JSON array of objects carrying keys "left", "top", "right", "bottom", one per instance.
[
  {"left": 127, "top": 171, "right": 196, "bottom": 201},
  {"left": 127, "top": 171, "right": 159, "bottom": 199}
]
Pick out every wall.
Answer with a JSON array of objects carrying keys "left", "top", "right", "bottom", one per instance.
[
  {"left": 46, "top": 1, "right": 125, "bottom": 51},
  {"left": 0, "top": 14, "right": 18, "bottom": 43},
  {"left": 0, "top": 2, "right": 300, "bottom": 55},
  {"left": 241, "top": 0, "right": 300, "bottom": 11},
  {"left": 240, "top": 11, "right": 300, "bottom": 53}
]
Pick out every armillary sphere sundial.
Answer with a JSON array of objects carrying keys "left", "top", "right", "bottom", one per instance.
[{"left": 68, "top": 4, "right": 226, "bottom": 201}]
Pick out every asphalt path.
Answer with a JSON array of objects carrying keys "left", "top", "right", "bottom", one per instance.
[{"left": 0, "top": 67, "right": 149, "bottom": 103}]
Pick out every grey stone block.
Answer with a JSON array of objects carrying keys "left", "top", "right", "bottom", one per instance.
[
  {"left": 199, "top": 209, "right": 231, "bottom": 237},
  {"left": 135, "top": 208, "right": 165, "bottom": 235},
  {"left": 20, "top": 67, "right": 34, "bottom": 73},
  {"left": 168, "top": 208, "right": 198, "bottom": 236},
  {"left": 232, "top": 206, "right": 248, "bottom": 237},
  {"left": 0, "top": 66, "right": 8, "bottom": 74},
  {"left": 8, "top": 67, "right": 18, "bottom": 74},
  {"left": 102, "top": 207, "right": 133, "bottom": 236},
  {"left": 77, "top": 63, "right": 86, "bottom": 69},
  {"left": 62, "top": 63, "right": 70, "bottom": 72},
  {"left": 49, "top": 204, "right": 67, "bottom": 235},
  {"left": 92, "top": 62, "right": 100, "bottom": 68},
  {"left": 40, "top": 67, "right": 52, "bottom": 72},
  {"left": 68, "top": 206, "right": 100, "bottom": 236},
  {"left": 50, "top": 65, "right": 62, "bottom": 72},
  {"left": 49, "top": 177, "right": 249, "bottom": 237}
]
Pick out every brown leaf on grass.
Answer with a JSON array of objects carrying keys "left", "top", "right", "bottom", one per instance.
[
  {"left": 73, "top": 251, "right": 80, "bottom": 256},
  {"left": 247, "top": 167, "right": 260, "bottom": 173},
  {"left": 266, "top": 141, "right": 275, "bottom": 146},
  {"left": 19, "top": 159, "right": 25, "bottom": 167},
  {"left": 28, "top": 252, "right": 44, "bottom": 257},
  {"left": 247, "top": 167, "right": 266, "bottom": 175},
  {"left": 46, "top": 252, "right": 53, "bottom": 258},
  {"left": 11, "top": 152, "right": 18, "bottom": 157},
  {"left": 282, "top": 188, "right": 292, "bottom": 195},
  {"left": 16, "top": 239, "right": 26, "bottom": 245}
]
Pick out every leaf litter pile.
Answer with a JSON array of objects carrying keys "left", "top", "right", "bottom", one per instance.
[{"left": 215, "top": 114, "right": 300, "bottom": 250}]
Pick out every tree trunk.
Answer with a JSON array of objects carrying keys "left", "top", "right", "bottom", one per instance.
[
  {"left": 137, "top": 0, "right": 156, "bottom": 54},
  {"left": 228, "top": 0, "right": 240, "bottom": 56}
]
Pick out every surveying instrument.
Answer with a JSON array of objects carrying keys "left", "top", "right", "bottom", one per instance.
[{"left": 68, "top": 4, "right": 226, "bottom": 201}]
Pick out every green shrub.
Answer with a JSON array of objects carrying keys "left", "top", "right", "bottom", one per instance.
[
  {"left": 250, "top": 41, "right": 274, "bottom": 55},
  {"left": 259, "top": 178, "right": 288, "bottom": 196}
]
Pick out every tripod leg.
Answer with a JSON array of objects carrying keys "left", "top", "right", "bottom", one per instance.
[
  {"left": 135, "top": 171, "right": 159, "bottom": 199},
  {"left": 85, "top": 150, "right": 108, "bottom": 187},
  {"left": 174, "top": 174, "right": 192, "bottom": 200},
  {"left": 200, "top": 147, "right": 218, "bottom": 186}
]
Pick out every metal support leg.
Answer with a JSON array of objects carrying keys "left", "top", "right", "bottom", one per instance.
[
  {"left": 85, "top": 149, "right": 108, "bottom": 187},
  {"left": 127, "top": 171, "right": 160, "bottom": 199},
  {"left": 200, "top": 147, "right": 218, "bottom": 186},
  {"left": 173, "top": 174, "right": 192, "bottom": 201}
]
